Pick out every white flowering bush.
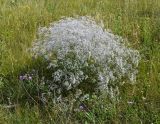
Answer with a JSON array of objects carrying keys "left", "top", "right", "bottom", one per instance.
[{"left": 31, "top": 16, "right": 140, "bottom": 100}]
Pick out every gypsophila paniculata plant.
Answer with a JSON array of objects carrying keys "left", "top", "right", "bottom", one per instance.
[{"left": 30, "top": 16, "right": 140, "bottom": 100}]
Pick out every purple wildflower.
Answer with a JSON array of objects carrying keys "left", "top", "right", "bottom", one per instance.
[
  {"left": 79, "top": 103, "right": 89, "bottom": 112},
  {"left": 19, "top": 76, "right": 23, "bottom": 81},
  {"left": 19, "top": 74, "right": 33, "bottom": 81},
  {"left": 79, "top": 105, "right": 84, "bottom": 110}
]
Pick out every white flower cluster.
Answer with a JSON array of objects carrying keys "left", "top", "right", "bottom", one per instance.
[{"left": 31, "top": 16, "right": 140, "bottom": 97}]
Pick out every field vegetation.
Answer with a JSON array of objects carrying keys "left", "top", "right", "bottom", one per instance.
[{"left": 0, "top": 0, "right": 160, "bottom": 123}]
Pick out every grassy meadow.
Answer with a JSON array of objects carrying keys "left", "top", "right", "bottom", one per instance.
[{"left": 0, "top": 0, "right": 160, "bottom": 123}]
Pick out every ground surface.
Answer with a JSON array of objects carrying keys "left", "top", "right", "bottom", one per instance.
[{"left": 0, "top": 0, "right": 160, "bottom": 123}]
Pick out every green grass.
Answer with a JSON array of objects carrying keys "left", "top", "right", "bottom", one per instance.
[{"left": 0, "top": 0, "right": 160, "bottom": 123}]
